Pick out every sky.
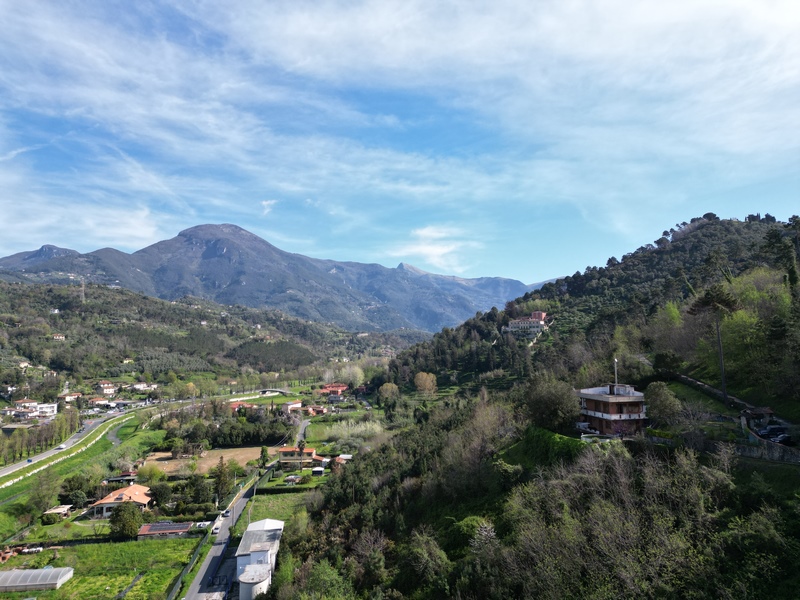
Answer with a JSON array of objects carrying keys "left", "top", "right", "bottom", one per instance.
[{"left": 0, "top": 1, "right": 798, "bottom": 284}]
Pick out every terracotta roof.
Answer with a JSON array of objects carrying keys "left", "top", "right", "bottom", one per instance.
[
  {"left": 91, "top": 484, "right": 151, "bottom": 507},
  {"left": 278, "top": 447, "right": 316, "bottom": 455}
]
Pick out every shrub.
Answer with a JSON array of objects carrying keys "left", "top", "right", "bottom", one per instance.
[{"left": 41, "top": 513, "right": 61, "bottom": 525}]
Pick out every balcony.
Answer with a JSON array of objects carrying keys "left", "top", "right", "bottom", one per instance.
[{"left": 580, "top": 409, "right": 646, "bottom": 421}]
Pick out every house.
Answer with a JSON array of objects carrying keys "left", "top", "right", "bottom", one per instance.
[
  {"left": 236, "top": 518, "right": 284, "bottom": 600},
  {"left": 129, "top": 382, "right": 157, "bottom": 392},
  {"left": 87, "top": 397, "right": 111, "bottom": 408},
  {"left": 277, "top": 447, "right": 318, "bottom": 470},
  {"left": 281, "top": 401, "right": 302, "bottom": 415},
  {"left": 303, "top": 405, "right": 327, "bottom": 416},
  {"left": 90, "top": 484, "right": 151, "bottom": 518},
  {"left": 319, "top": 383, "right": 348, "bottom": 396},
  {"left": 502, "top": 311, "right": 548, "bottom": 339},
  {"left": 52, "top": 333, "right": 65, "bottom": 341},
  {"left": 230, "top": 401, "right": 258, "bottom": 414},
  {"left": 95, "top": 380, "right": 117, "bottom": 396},
  {"left": 57, "top": 392, "right": 82, "bottom": 403},
  {"left": 137, "top": 521, "right": 193, "bottom": 541},
  {"left": 13, "top": 399, "right": 38, "bottom": 410},
  {"left": 327, "top": 394, "right": 345, "bottom": 404},
  {"left": 575, "top": 383, "right": 647, "bottom": 436},
  {"left": 106, "top": 471, "right": 138, "bottom": 484},
  {"left": 741, "top": 407, "right": 774, "bottom": 429},
  {"left": 35, "top": 403, "right": 58, "bottom": 418}
]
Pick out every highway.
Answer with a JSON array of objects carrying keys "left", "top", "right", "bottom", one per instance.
[{"left": 0, "top": 409, "right": 127, "bottom": 478}]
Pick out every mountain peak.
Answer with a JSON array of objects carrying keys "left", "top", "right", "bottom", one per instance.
[
  {"left": 178, "top": 223, "right": 252, "bottom": 238},
  {"left": 396, "top": 262, "right": 430, "bottom": 276}
]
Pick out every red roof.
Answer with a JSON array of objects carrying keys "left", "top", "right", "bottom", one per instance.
[{"left": 278, "top": 447, "right": 316, "bottom": 455}]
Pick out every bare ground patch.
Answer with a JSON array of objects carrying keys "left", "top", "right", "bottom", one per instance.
[{"left": 144, "top": 446, "right": 274, "bottom": 475}]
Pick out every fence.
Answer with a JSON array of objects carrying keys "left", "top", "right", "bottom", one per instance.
[{"left": 166, "top": 531, "right": 210, "bottom": 600}]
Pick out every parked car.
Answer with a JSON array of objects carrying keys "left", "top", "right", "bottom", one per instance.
[
  {"left": 757, "top": 425, "right": 787, "bottom": 439},
  {"left": 222, "top": 509, "right": 231, "bottom": 518},
  {"left": 211, "top": 525, "right": 221, "bottom": 535},
  {"left": 773, "top": 434, "right": 793, "bottom": 446}
]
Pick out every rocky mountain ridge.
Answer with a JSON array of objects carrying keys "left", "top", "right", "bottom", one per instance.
[{"left": 0, "top": 224, "right": 543, "bottom": 332}]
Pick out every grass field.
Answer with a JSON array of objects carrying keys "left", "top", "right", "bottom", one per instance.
[
  {"left": 1, "top": 537, "right": 199, "bottom": 599},
  {"left": 233, "top": 491, "right": 309, "bottom": 536}
]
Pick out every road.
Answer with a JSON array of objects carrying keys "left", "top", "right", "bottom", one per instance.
[
  {"left": 0, "top": 410, "right": 127, "bottom": 478},
  {"left": 184, "top": 485, "right": 255, "bottom": 599},
  {"left": 297, "top": 419, "right": 310, "bottom": 445}
]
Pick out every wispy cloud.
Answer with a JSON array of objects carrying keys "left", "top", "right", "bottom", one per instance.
[
  {"left": 0, "top": 1, "right": 796, "bottom": 280},
  {"left": 387, "top": 226, "right": 481, "bottom": 274},
  {"left": 261, "top": 200, "right": 278, "bottom": 215}
]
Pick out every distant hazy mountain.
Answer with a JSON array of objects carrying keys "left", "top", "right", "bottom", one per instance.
[{"left": 0, "top": 224, "right": 544, "bottom": 332}]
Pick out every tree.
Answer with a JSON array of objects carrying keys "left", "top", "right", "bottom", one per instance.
[
  {"left": 259, "top": 446, "right": 271, "bottom": 468},
  {"left": 109, "top": 501, "right": 143, "bottom": 540},
  {"left": 414, "top": 372, "right": 437, "bottom": 397},
  {"left": 30, "top": 470, "right": 60, "bottom": 515},
  {"left": 644, "top": 382, "right": 681, "bottom": 426},
  {"left": 522, "top": 374, "right": 580, "bottom": 431},
  {"left": 689, "top": 284, "right": 739, "bottom": 404},
  {"left": 136, "top": 463, "right": 166, "bottom": 483},
  {"left": 378, "top": 382, "right": 399, "bottom": 406},
  {"left": 213, "top": 456, "right": 232, "bottom": 503},
  {"left": 150, "top": 482, "right": 173, "bottom": 508}
]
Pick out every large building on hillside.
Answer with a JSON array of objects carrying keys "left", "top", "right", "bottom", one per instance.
[
  {"left": 575, "top": 383, "right": 647, "bottom": 436},
  {"left": 502, "top": 311, "right": 548, "bottom": 339}
]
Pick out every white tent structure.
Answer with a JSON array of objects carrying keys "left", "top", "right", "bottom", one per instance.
[{"left": 0, "top": 567, "right": 74, "bottom": 592}]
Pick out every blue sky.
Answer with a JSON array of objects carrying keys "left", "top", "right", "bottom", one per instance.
[{"left": 0, "top": 1, "right": 797, "bottom": 284}]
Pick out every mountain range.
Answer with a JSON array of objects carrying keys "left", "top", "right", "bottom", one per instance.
[{"left": 0, "top": 224, "right": 543, "bottom": 332}]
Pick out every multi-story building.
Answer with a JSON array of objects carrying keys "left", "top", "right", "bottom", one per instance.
[
  {"left": 277, "top": 446, "right": 318, "bottom": 470},
  {"left": 575, "top": 383, "right": 647, "bottom": 436},
  {"left": 503, "top": 311, "right": 548, "bottom": 339}
]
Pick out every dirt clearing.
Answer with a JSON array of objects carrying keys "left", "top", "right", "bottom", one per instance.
[{"left": 144, "top": 446, "right": 274, "bottom": 476}]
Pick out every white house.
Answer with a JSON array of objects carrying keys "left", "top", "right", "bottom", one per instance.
[
  {"left": 236, "top": 518, "right": 284, "bottom": 600},
  {"left": 36, "top": 403, "right": 58, "bottom": 418}
]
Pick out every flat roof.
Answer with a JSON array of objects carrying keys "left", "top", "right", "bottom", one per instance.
[{"left": 236, "top": 519, "right": 284, "bottom": 557}]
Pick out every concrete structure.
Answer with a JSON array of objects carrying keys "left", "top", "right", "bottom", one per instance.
[
  {"left": 236, "top": 518, "right": 284, "bottom": 600},
  {"left": 575, "top": 383, "right": 647, "bottom": 436}
]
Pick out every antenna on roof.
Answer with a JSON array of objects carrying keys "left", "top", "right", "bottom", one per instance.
[{"left": 614, "top": 357, "right": 618, "bottom": 385}]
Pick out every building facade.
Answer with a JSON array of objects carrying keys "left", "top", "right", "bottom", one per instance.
[{"left": 575, "top": 383, "right": 647, "bottom": 436}]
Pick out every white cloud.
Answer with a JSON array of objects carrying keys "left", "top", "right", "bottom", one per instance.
[
  {"left": 387, "top": 225, "right": 482, "bottom": 273},
  {"left": 0, "top": 1, "right": 797, "bottom": 279},
  {"left": 261, "top": 200, "right": 278, "bottom": 215}
]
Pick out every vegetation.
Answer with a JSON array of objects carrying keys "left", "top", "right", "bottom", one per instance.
[{"left": 2, "top": 213, "right": 800, "bottom": 598}]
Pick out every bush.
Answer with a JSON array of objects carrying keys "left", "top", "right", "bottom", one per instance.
[{"left": 41, "top": 513, "right": 61, "bottom": 525}]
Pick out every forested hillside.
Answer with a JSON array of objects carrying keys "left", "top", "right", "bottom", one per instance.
[
  {"left": 271, "top": 213, "right": 800, "bottom": 599},
  {"left": 384, "top": 214, "right": 800, "bottom": 411},
  {"left": 0, "top": 282, "right": 427, "bottom": 401}
]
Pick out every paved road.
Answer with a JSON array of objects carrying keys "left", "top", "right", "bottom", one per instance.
[
  {"left": 184, "top": 486, "right": 254, "bottom": 599},
  {"left": 296, "top": 419, "right": 310, "bottom": 445},
  {"left": 0, "top": 410, "right": 127, "bottom": 478}
]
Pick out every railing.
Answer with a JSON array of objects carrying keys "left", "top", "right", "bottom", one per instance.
[{"left": 580, "top": 409, "right": 646, "bottom": 421}]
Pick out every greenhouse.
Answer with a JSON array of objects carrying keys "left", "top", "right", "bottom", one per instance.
[{"left": 0, "top": 567, "right": 74, "bottom": 592}]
